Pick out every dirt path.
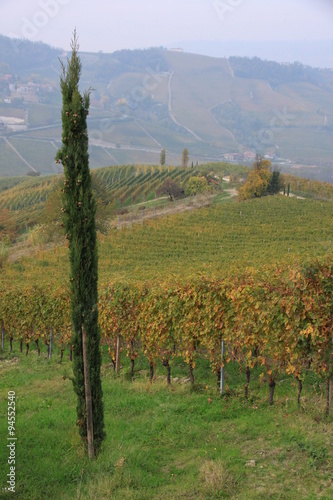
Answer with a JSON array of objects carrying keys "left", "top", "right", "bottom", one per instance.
[{"left": 167, "top": 72, "right": 202, "bottom": 141}]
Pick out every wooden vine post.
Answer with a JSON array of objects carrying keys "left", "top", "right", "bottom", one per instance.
[
  {"left": 329, "top": 332, "right": 333, "bottom": 417},
  {"left": 115, "top": 335, "right": 120, "bottom": 374}
]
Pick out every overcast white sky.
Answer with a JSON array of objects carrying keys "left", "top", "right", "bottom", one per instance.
[{"left": 0, "top": 0, "right": 332, "bottom": 53}]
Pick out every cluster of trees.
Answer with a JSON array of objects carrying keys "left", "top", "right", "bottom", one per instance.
[
  {"left": 159, "top": 147, "right": 190, "bottom": 168},
  {"left": 238, "top": 156, "right": 284, "bottom": 200},
  {"left": 156, "top": 174, "right": 212, "bottom": 201},
  {"left": 111, "top": 47, "right": 169, "bottom": 72},
  {"left": 212, "top": 101, "right": 263, "bottom": 147},
  {"left": 0, "top": 34, "right": 61, "bottom": 73},
  {"left": 229, "top": 57, "right": 319, "bottom": 87}
]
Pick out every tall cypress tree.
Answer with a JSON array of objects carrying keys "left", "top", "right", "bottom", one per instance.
[{"left": 55, "top": 31, "right": 105, "bottom": 456}]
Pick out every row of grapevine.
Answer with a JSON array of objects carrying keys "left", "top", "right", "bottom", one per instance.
[
  {"left": 1, "top": 259, "right": 332, "bottom": 407},
  {"left": 283, "top": 174, "right": 333, "bottom": 200}
]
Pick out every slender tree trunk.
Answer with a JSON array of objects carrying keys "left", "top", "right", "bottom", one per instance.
[
  {"left": 150, "top": 361, "right": 154, "bottom": 382},
  {"left": 297, "top": 377, "right": 302, "bottom": 406},
  {"left": 10, "top": 337, "right": 13, "bottom": 352},
  {"left": 268, "top": 374, "right": 276, "bottom": 406},
  {"left": 20, "top": 340, "right": 23, "bottom": 353},
  {"left": 35, "top": 339, "right": 40, "bottom": 356},
  {"left": 60, "top": 349, "right": 64, "bottom": 363},
  {"left": 82, "top": 326, "right": 94, "bottom": 459},
  {"left": 69, "top": 345, "right": 73, "bottom": 362},
  {"left": 217, "top": 368, "right": 221, "bottom": 391},
  {"left": 326, "top": 378, "right": 333, "bottom": 417},
  {"left": 26, "top": 343, "right": 29, "bottom": 356},
  {"left": 130, "top": 358, "right": 135, "bottom": 379},
  {"left": 245, "top": 366, "right": 251, "bottom": 399},
  {"left": 111, "top": 358, "right": 116, "bottom": 371},
  {"left": 163, "top": 360, "right": 171, "bottom": 385},
  {"left": 189, "top": 362, "right": 194, "bottom": 385}
]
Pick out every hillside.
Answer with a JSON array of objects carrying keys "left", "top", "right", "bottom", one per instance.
[
  {"left": 0, "top": 162, "right": 244, "bottom": 232},
  {"left": 0, "top": 36, "right": 332, "bottom": 181},
  {"left": 1, "top": 193, "right": 332, "bottom": 289}
]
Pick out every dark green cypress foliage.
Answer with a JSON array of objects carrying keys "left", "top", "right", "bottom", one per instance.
[{"left": 55, "top": 31, "right": 105, "bottom": 453}]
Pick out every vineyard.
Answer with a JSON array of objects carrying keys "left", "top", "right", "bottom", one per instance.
[
  {"left": 1, "top": 259, "right": 332, "bottom": 409},
  {"left": 2, "top": 194, "right": 332, "bottom": 288},
  {"left": 1, "top": 163, "right": 332, "bottom": 240},
  {"left": 0, "top": 163, "right": 229, "bottom": 227},
  {"left": 1, "top": 165, "right": 333, "bottom": 498},
  {"left": 1, "top": 166, "right": 333, "bottom": 404}
]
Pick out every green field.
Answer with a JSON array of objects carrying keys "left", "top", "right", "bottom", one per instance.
[{"left": 0, "top": 347, "right": 332, "bottom": 499}]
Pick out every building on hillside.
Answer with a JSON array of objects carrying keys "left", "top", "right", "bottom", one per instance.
[{"left": 243, "top": 151, "right": 256, "bottom": 162}]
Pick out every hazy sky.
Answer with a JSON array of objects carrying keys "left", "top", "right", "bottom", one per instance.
[{"left": 0, "top": 0, "right": 332, "bottom": 53}]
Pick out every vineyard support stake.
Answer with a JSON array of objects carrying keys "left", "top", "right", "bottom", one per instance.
[
  {"left": 115, "top": 335, "right": 120, "bottom": 374},
  {"left": 329, "top": 333, "right": 333, "bottom": 417},
  {"left": 220, "top": 339, "right": 225, "bottom": 395},
  {"left": 49, "top": 327, "right": 53, "bottom": 359}
]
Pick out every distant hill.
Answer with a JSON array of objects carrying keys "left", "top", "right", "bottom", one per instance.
[{"left": 0, "top": 35, "right": 332, "bottom": 181}]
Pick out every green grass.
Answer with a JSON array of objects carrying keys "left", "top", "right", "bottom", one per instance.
[{"left": 0, "top": 346, "right": 332, "bottom": 499}]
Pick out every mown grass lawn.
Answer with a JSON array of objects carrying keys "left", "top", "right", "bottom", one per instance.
[{"left": 0, "top": 345, "right": 332, "bottom": 499}]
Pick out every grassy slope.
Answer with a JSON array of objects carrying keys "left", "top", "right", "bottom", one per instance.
[{"left": 0, "top": 348, "right": 332, "bottom": 499}]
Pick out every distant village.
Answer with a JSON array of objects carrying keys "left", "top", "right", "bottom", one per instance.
[{"left": 0, "top": 73, "right": 55, "bottom": 105}]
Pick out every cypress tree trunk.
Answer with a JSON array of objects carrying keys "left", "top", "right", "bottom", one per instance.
[
  {"left": 82, "top": 326, "right": 94, "bottom": 459},
  {"left": 56, "top": 31, "right": 105, "bottom": 456}
]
